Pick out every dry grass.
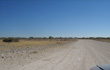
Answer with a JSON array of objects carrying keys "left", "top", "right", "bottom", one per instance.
[
  {"left": 94, "top": 39, "right": 110, "bottom": 43},
  {"left": 0, "top": 40, "right": 72, "bottom": 48}
]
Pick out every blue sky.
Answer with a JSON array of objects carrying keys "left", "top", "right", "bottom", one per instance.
[{"left": 0, "top": 0, "right": 110, "bottom": 37}]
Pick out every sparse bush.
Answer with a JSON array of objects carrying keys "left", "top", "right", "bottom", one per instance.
[
  {"left": 29, "top": 37, "right": 34, "bottom": 39},
  {"left": 49, "top": 36, "right": 54, "bottom": 39},
  {"left": 3, "top": 38, "right": 19, "bottom": 42}
]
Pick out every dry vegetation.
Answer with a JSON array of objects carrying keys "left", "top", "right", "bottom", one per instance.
[
  {"left": 0, "top": 40, "right": 73, "bottom": 48},
  {"left": 94, "top": 38, "right": 110, "bottom": 43},
  {"left": 0, "top": 37, "right": 76, "bottom": 52}
]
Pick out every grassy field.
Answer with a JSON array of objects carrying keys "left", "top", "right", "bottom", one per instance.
[{"left": 0, "top": 40, "right": 73, "bottom": 47}]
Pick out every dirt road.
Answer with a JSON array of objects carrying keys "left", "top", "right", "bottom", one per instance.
[{"left": 1, "top": 40, "right": 110, "bottom": 70}]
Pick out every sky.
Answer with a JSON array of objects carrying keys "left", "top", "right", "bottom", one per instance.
[{"left": 0, "top": 0, "right": 110, "bottom": 37}]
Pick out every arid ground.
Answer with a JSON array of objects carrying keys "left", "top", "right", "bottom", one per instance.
[{"left": 0, "top": 40, "right": 110, "bottom": 70}]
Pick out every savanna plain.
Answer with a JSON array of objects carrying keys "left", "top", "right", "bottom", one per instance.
[{"left": 0, "top": 39, "right": 110, "bottom": 70}]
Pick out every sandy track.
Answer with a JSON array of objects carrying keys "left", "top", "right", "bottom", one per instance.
[{"left": 1, "top": 40, "right": 110, "bottom": 70}]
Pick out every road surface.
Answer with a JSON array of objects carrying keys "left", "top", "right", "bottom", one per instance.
[{"left": 1, "top": 40, "right": 110, "bottom": 70}]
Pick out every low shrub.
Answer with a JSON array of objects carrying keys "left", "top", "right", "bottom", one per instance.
[{"left": 3, "top": 38, "right": 19, "bottom": 42}]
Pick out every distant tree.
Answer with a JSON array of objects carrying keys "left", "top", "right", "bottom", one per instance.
[
  {"left": 49, "top": 36, "right": 54, "bottom": 39},
  {"left": 96, "top": 37, "right": 104, "bottom": 39},
  {"left": 89, "top": 37, "right": 95, "bottom": 39},
  {"left": 29, "top": 37, "right": 34, "bottom": 39},
  {"left": 43, "top": 37, "right": 46, "bottom": 39},
  {"left": 43, "top": 37, "right": 47, "bottom": 40},
  {"left": 108, "top": 37, "right": 110, "bottom": 38},
  {"left": 74, "top": 37, "right": 78, "bottom": 39},
  {"left": 68, "top": 37, "right": 73, "bottom": 39},
  {"left": 59, "top": 37, "right": 63, "bottom": 39}
]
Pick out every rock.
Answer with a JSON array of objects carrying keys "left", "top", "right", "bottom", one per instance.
[{"left": 1, "top": 56, "right": 4, "bottom": 58}]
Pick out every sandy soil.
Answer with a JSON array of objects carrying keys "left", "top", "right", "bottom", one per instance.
[{"left": 0, "top": 40, "right": 110, "bottom": 70}]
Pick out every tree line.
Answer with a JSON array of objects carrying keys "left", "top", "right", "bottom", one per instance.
[{"left": 0, "top": 36, "right": 110, "bottom": 42}]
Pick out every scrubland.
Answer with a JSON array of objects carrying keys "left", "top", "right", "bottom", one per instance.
[
  {"left": 1, "top": 39, "right": 110, "bottom": 70},
  {"left": 0, "top": 39, "right": 73, "bottom": 50},
  {"left": 93, "top": 38, "right": 110, "bottom": 43}
]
